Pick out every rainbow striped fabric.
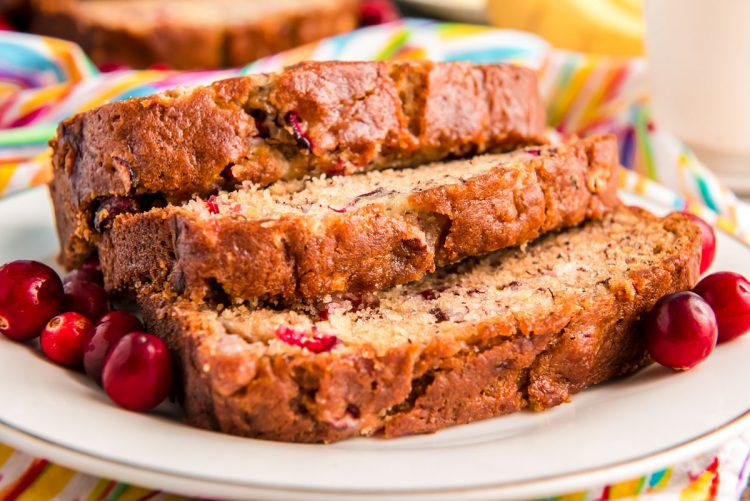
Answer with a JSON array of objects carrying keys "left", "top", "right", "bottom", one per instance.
[
  {"left": 2, "top": 436, "right": 749, "bottom": 500},
  {"left": 1, "top": 19, "right": 749, "bottom": 501}
]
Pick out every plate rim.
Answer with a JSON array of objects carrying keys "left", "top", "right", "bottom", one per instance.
[
  {"left": 1, "top": 186, "right": 750, "bottom": 500},
  {"left": 2, "top": 411, "right": 750, "bottom": 500}
]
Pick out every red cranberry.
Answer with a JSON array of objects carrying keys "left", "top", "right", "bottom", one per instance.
[
  {"left": 359, "top": 0, "right": 399, "bottom": 26},
  {"left": 102, "top": 332, "right": 173, "bottom": 411},
  {"left": 84, "top": 311, "right": 144, "bottom": 383},
  {"left": 148, "top": 63, "right": 172, "bottom": 71},
  {"left": 205, "top": 195, "right": 220, "bottom": 215},
  {"left": 96, "top": 310, "right": 143, "bottom": 328},
  {"left": 693, "top": 272, "right": 750, "bottom": 343},
  {"left": 326, "top": 161, "right": 347, "bottom": 176},
  {"left": 276, "top": 325, "right": 337, "bottom": 353},
  {"left": 97, "top": 61, "right": 129, "bottom": 72},
  {"left": 81, "top": 256, "right": 101, "bottom": 272},
  {"left": 93, "top": 197, "right": 140, "bottom": 233},
  {"left": 285, "top": 111, "right": 313, "bottom": 151},
  {"left": 0, "top": 15, "right": 13, "bottom": 31},
  {"left": 419, "top": 289, "right": 439, "bottom": 300},
  {"left": 317, "top": 305, "right": 331, "bottom": 321},
  {"left": 681, "top": 212, "right": 716, "bottom": 274},
  {"left": 64, "top": 280, "right": 109, "bottom": 322},
  {"left": 40, "top": 312, "right": 93, "bottom": 367},
  {"left": 644, "top": 291, "right": 718, "bottom": 370},
  {"left": 430, "top": 307, "right": 449, "bottom": 322},
  {"left": 63, "top": 268, "right": 104, "bottom": 286},
  {"left": 0, "top": 260, "right": 64, "bottom": 341}
]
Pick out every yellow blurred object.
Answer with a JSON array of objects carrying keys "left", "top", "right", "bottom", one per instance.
[{"left": 486, "top": 0, "right": 644, "bottom": 56}]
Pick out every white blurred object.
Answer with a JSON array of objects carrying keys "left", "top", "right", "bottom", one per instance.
[
  {"left": 397, "top": 0, "right": 488, "bottom": 23},
  {"left": 645, "top": 0, "right": 750, "bottom": 192}
]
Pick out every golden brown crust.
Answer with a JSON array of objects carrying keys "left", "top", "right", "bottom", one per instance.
[
  {"left": 100, "top": 136, "right": 619, "bottom": 304},
  {"left": 29, "top": 0, "right": 359, "bottom": 69},
  {"left": 526, "top": 208, "right": 702, "bottom": 409},
  {"left": 138, "top": 209, "right": 701, "bottom": 443},
  {"left": 50, "top": 61, "right": 547, "bottom": 269},
  {"left": 267, "top": 61, "right": 413, "bottom": 170}
]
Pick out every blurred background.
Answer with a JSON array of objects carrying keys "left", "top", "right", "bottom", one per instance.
[
  {"left": 1, "top": 2, "right": 750, "bottom": 499},
  {"left": 404, "top": 0, "right": 643, "bottom": 56},
  {"left": 0, "top": 0, "right": 646, "bottom": 68},
  {"left": 0, "top": 0, "right": 747, "bottom": 193}
]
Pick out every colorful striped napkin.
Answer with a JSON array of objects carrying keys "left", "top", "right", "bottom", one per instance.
[{"left": 0, "top": 19, "right": 748, "bottom": 501}]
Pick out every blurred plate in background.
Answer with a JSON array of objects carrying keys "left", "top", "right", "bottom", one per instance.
[{"left": 396, "top": 0, "right": 488, "bottom": 23}]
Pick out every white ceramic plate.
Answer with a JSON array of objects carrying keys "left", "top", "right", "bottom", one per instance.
[
  {"left": 1, "top": 187, "right": 750, "bottom": 501},
  {"left": 396, "top": 0, "right": 489, "bottom": 24}
]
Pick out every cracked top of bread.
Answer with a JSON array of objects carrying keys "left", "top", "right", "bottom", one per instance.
[{"left": 50, "top": 60, "right": 546, "bottom": 268}]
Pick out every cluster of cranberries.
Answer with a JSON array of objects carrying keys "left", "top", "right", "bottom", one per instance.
[
  {"left": 643, "top": 213, "right": 750, "bottom": 370},
  {"left": 0, "top": 258, "right": 173, "bottom": 411}
]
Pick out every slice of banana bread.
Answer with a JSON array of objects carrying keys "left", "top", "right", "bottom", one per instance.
[
  {"left": 50, "top": 61, "right": 546, "bottom": 269},
  {"left": 139, "top": 207, "right": 701, "bottom": 443},
  {"left": 29, "top": 0, "right": 359, "bottom": 69},
  {"left": 101, "top": 135, "right": 618, "bottom": 305}
]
